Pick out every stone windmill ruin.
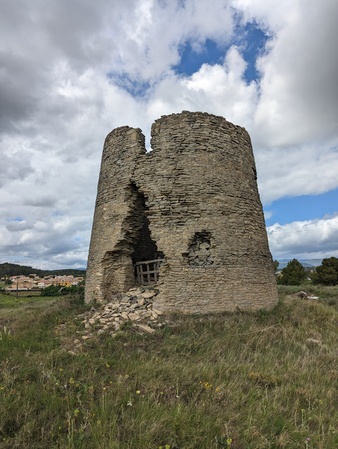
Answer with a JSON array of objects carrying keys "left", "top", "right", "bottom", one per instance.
[{"left": 85, "top": 111, "right": 278, "bottom": 313}]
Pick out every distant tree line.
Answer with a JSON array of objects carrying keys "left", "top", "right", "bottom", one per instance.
[
  {"left": 40, "top": 284, "right": 84, "bottom": 297},
  {"left": 0, "top": 262, "right": 86, "bottom": 279},
  {"left": 275, "top": 257, "right": 338, "bottom": 286}
]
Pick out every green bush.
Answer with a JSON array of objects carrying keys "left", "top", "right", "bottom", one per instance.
[
  {"left": 278, "top": 259, "right": 307, "bottom": 285},
  {"left": 40, "top": 285, "right": 84, "bottom": 298},
  {"left": 40, "top": 285, "right": 61, "bottom": 296},
  {"left": 311, "top": 257, "right": 338, "bottom": 285}
]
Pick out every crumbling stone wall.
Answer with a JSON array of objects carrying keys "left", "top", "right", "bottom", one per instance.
[{"left": 85, "top": 111, "right": 278, "bottom": 313}]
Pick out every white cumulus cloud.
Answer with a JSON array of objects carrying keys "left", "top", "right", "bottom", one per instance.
[
  {"left": 0, "top": 0, "right": 337, "bottom": 267},
  {"left": 267, "top": 214, "right": 338, "bottom": 259}
]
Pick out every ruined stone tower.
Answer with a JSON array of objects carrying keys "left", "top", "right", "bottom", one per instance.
[{"left": 85, "top": 111, "right": 278, "bottom": 313}]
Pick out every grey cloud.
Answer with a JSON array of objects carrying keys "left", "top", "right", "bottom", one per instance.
[
  {"left": 50, "top": 253, "right": 88, "bottom": 268},
  {"left": 24, "top": 196, "right": 58, "bottom": 208},
  {"left": 0, "top": 53, "right": 38, "bottom": 132},
  {"left": 5, "top": 220, "right": 33, "bottom": 233},
  {"left": 0, "top": 152, "right": 34, "bottom": 187},
  {"left": 254, "top": 1, "right": 338, "bottom": 147},
  {"left": 43, "top": 238, "right": 81, "bottom": 256},
  {"left": 0, "top": 218, "right": 89, "bottom": 267},
  {"left": 255, "top": 144, "right": 338, "bottom": 204},
  {"left": 0, "top": 0, "right": 119, "bottom": 134}
]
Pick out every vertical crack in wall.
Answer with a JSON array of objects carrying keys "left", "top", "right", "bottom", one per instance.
[
  {"left": 128, "top": 182, "right": 159, "bottom": 264},
  {"left": 101, "top": 182, "right": 163, "bottom": 299}
]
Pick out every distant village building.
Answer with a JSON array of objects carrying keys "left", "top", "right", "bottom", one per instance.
[
  {"left": 85, "top": 111, "right": 278, "bottom": 313},
  {"left": 5, "top": 274, "right": 83, "bottom": 291}
]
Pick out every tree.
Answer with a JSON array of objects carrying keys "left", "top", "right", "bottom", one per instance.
[
  {"left": 4, "top": 277, "right": 12, "bottom": 285},
  {"left": 278, "top": 259, "right": 306, "bottom": 285},
  {"left": 40, "top": 285, "right": 61, "bottom": 296},
  {"left": 40, "top": 284, "right": 84, "bottom": 297},
  {"left": 273, "top": 260, "right": 279, "bottom": 272},
  {"left": 310, "top": 257, "right": 338, "bottom": 285}
]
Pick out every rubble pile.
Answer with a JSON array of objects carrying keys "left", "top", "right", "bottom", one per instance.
[{"left": 65, "top": 287, "right": 166, "bottom": 354}]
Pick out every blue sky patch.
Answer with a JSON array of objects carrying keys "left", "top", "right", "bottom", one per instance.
[
  {"left": 265, "top": 188, "right": 338, "bottom": 225},
  {"left": 174, "top": 39, "right": 225, "bottom": 76},
  {"left": 234, "top": 21, "right": 270, "bottom": 83},
  {"left": 173, "top": 21, "right": 269, "bottom": 84}
]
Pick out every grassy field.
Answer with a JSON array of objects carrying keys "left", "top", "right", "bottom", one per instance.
[{"left": 0, "top": 287, "right": 337, "bottom": 449}]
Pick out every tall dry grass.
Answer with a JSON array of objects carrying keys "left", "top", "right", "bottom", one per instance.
[{"left": 0, "top": 287, "right": 337, "bottom": 448}]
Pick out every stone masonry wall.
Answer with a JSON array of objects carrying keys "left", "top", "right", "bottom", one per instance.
[{"left": 85, "top": 111, "right": 278, "bottom": 313}]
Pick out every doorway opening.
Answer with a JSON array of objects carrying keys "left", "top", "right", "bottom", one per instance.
[{"left": 128, "top": 183, "right": 164, "bottom": 284}]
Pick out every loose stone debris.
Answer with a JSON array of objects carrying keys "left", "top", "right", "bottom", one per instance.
[
  {"left": 297, "top": 291, "right": 319, "bottom": 300},
  {"left": 60, "top": 287, "right": 166, "bottom": 355}
]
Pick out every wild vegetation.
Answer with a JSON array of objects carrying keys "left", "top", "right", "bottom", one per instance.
[
  {"left": 277, "top": 259, "right": 307, "bottom": 286},
  {"left": 310, "top": 257, "right": 338, "bottom": 285},
  {"left": 40, "top": 285, "right": 84, "bottom": 297},
  {"left": 0, "top": 262, "right": 85, "bottom": 279},
  {"left": 0, "top": 286, "right": 337, "bottom": 449},
  {"left": 276, "top": 257, "right": 338, "bottom": 286}
]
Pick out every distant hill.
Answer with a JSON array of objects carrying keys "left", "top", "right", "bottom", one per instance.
[
  {"left": 277, "top": 259, "right": 322, "bottom": 269},
  {"left": 0, "top": 262, "right": 86, "bottom": 278}
]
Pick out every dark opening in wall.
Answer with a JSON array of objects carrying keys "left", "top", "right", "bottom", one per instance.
[
  {"left": 127, "top": 183, "right": 164, "bottom": 284},
  {"left": 128, "top": 183, "right": 160, "bottom": 263},
  {"left": 101, "top": 183, "right": 164, "bottom": 297},
  {"left": 186, "top": 231, "right": 214, "bottom": 267}
]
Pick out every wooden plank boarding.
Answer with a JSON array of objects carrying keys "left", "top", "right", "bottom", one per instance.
[{"left": 135, "top": 259, "right": 164, "bottom": 285}]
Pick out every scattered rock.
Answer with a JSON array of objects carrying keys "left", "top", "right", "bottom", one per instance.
[
  {"left": 297, "top": 291, "right": 308, "bottom": 299},
  {"left": 142, "top": 291, "right": 156, "bottom": 299},
  {"left": 67, "top": 287, "right": 164, "bottom": 353},
  {"left": 135, "top": 324, "right": 155, "bottom": 334},
  {"left": 297, "top": 291, "right": 319, "bottom": 300}
]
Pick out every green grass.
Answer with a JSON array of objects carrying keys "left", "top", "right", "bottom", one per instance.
[
  {"left": 0, "top": 287, "right": 337, "bottom": 448},
  {"left": 0, "top": 291, "right": 48, "bottom": 307}
]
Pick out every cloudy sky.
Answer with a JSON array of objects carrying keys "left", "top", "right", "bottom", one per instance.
[{"left": 0, "top": 0, "right": 337, "bottom": 269}]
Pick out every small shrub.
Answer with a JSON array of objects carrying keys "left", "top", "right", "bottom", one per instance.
[
  {"left": 40, "top": 285, "right": 61, "bottom": 296},
  {"left": 278, "top": 259, "right": 307, "bottom": 285}
]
